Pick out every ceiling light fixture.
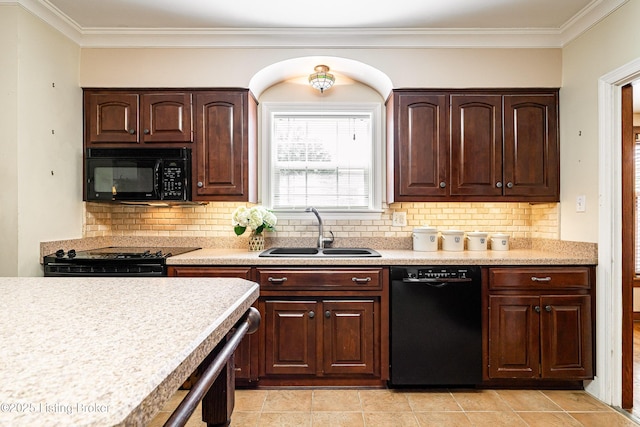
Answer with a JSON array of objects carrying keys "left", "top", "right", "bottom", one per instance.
[{"left": 308, "top": 65, "right": 335, "bottom": 93}]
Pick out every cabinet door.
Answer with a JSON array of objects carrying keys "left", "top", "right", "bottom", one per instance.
[
  {"left": 488, "top": 295, "right": 540, "bottom": 379},
  {"left": 193, "top": 91, "right": 249, "bottom": 200},
  {"left": 264, "top": 300, "right": 317, "bottom": 376},
  {"left": 503, "top": 94, "right": 559, "bottom": 199},
  {"left": 140, "top": 93, "right": 192, "bottom": 143},
  {"left": 393, "top": 93, "right": 448, "bottom": 199},
  {"left": 322, "top": 300, "right": 375, "bottom": 375},
  {"left": 85, "top": 92, "right": 139, "bottom": 144},
  {"left": 450, "top": 95, "right": 503, "bottom": 196},
  {"left": 540, "top": 295, "right": 593, "bottom": 379}
]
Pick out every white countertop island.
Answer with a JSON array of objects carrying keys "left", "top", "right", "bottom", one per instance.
[{"left": 0, "top": 277, "right": 259, "bottom": 426}]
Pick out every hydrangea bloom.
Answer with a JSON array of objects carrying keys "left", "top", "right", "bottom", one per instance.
[{"left": 232, "top": 205, "right": 277, "bottom": 236}]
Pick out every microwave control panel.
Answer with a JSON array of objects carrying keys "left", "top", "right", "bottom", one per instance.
[{"left": 162, "top": 164, "right": 186, "bottom": 199}]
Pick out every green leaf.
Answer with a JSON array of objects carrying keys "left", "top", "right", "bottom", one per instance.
[{"left": 234, "top": 226, "right": 246, "bottom": 236}]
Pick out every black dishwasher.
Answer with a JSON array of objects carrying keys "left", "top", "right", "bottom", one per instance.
[{"left": 389, "top": 266, "right": 482, "bottom": 387}]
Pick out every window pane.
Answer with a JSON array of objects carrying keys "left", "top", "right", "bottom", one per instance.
[{"left": 271, "top": 113, "right": 372, "bottom": 210}]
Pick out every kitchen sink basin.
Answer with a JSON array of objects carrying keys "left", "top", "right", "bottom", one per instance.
[{"left": 259, "top": 247, "right": 381, "bottom": 258}]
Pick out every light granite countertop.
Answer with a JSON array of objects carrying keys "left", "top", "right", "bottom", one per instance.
[
  {"left": 167, "top": 248, "right": 598, "bottom": 266},
  {"left": 0, "top": 277, "right": 259, "bottom": 427}
]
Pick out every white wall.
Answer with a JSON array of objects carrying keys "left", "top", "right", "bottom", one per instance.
[
  {"left": 561, "top": 0, "right": 640, "bottom": 242},
  {"left": 0, "top": 6, "right": 19, "bottom": 276},
  {"left": 0, "top": 6, "right": 83, "bottom": 276},
  {"left": 80, "top": 48, "right": 562, "bottom": 91}
]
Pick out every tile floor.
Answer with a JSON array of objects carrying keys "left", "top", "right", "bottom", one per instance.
[{"left": 150, "top": 387, "right": 640, "bottom": 426}]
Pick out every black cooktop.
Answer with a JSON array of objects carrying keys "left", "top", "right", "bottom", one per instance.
[{"left": 46, "top": 246, "right": 201, "bottom": 261}]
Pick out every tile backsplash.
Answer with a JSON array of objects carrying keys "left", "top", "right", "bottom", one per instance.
[{"left": 84, "top": 201, "right": 559, "bottom": 242}]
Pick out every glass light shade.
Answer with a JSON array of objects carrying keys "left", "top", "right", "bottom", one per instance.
[{"left": 308, "top": 65, "right": 335, "bottom": 93}]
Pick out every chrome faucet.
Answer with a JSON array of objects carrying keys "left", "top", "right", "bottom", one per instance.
[{"left": 305, "top": 207, "right": 334, "bottom": 249}]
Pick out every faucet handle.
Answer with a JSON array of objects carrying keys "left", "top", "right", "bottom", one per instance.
[{"left": 322, "top": 230, "right": 335, "bottom": 247}]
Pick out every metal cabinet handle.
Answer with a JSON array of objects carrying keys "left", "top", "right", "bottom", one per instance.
[
  {"left": 267, "top": 277, "right": 287, "bottom": 284},
  {"left": 496, "top": 182, "right": 503, "bottom": 188},
  {"left": 325, "top": 310, "right": 331, "bottom": 318},
  {"left": 143, "top": 128, "right": 150, "bottom": 135},
  {"left": 531, "top": 276, "right": 552, "bottom": 282},
  {"left": 352, "top": 277, "right": 372, "bottom": 283},
  {"left": 439, "top": 181, "right": 446, "bottom": 188},
  {"left": 545, "top": 305, "right": 552, "bottom": 312},
  {"left": 128, "top": 128, "right": 136, "bottom": 135},
  {"left": 309, "top": 311, "right": 315, "bottom": 319},
  {"left": 197, "top": 181, "right": 204, "bottom": 188},
  {"left": 534, "top": 305, "right": 541, "bottom": 313},
  {"left": 506, "top": 182, "right": 514, "bottom": 188}
]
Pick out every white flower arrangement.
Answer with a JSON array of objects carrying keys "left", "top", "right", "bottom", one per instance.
[{"left": 232, "top": 205, "right": 277, "bottom": 236}]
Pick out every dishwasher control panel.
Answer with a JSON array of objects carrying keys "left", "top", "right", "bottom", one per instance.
[{"left": 392, "top": 266, "right": 480, "bottom": 282}]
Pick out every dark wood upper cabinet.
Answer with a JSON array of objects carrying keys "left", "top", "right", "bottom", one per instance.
[
  {"left": 387, "top": 89, "right": 559, "bottom": 202},
  {"left": 388, "top": 92, "right": 448, "bottom": 201},
  {"left": 503, "top": 94, "right": 559, "bottom": 198},
  {"left": 193, "top": 90, "right": 257, "bottom": 202},
  {"left": 85, "top": 92, "right": 139, "bottom": 144},
  {"left": 450, "top": 94, "right": 503, "bottom": 197},
  {"left": 84, "top": 90, "right": 192, "bottom": 146},
  {"left": 140, "top": 93, "right": 192, "bottom": 143}
]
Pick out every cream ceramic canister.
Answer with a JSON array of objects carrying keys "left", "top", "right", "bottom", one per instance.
[
  {"left": 466, "top": 231, "right": 488, "bottom": 251},
  {"left": 412, "top": 226, "right": 438, "bottom": 252},
  {"left": 491, "top": 233, "right": 510, "bottom": 251},
  {"left": 441, "top": 230, "right": 465, "bottom": 251}
]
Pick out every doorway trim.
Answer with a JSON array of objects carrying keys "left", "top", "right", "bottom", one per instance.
[{"left": 593, "top": 57, "right": 640, "bottom": 408}]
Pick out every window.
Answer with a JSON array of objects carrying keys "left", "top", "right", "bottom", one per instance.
[{"left": 262, "top": 103, "right": 382, "bottom": 214}]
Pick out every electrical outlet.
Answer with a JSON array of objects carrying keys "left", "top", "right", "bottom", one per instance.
[
  {"left": 576, "top": 195, "right": 586, "bottom": 213},
  {"left": 392, "top": 211, "right": 407, "bottom": 227}
]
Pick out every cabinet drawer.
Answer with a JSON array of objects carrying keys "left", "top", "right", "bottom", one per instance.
[
  {"left": 489, "top": 267, "right": 591, "bottom": 290},
  {"left": 257, "top": 268, "right": 383, "bottom": 290}
]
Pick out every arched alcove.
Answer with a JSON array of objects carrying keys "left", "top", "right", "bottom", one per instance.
[{"left": 248, "top": 56, "right": 393, "bottom": 99}]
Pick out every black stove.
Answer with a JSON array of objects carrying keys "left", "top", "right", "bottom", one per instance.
[{"left": 43, "top": 247, "right": 200, "bottom": 277}]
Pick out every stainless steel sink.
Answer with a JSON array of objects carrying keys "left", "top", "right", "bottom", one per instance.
[{"left": 259, "top": 247, "right": 381, "bottom": 257}]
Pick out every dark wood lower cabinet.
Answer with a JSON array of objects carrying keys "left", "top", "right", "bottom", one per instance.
[
  {"left": 264, "top": 300, "right": 317, "bottom": 376},
  {"left": 486, "top": 267, "right": 594, "bottom": 382},
  {"left": 263, "top": 299, "right": 376, "bottom": 377},
  {"left": 258, "top": 267, "right": 388, "bottom": 386}
]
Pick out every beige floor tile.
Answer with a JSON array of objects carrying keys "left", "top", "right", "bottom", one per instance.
[
  {"left": 258, "top": 412, "right": 312, "bottom": 427},
  {"left": 570, "top": 411, "right": 640, "bottom": 426},
  {"left": 235, "top": 389, "right": 268, "bottom": 411},
  {"left": 405, "top": 390, "right": 462, "bottom": 412},
  {"left": 414, "top": 411, "right": 472, "bottom": 426},
  {"left": 542, "top": 390, "right": 614, "bottom": 412},
  {"left": 230, "top": 410, "right": 260, "bottom": 427},
  {"left": 312, "top": 389, "right": 362, "bottom": 412},
  {"left": 464, "top": 411, "right": 528, "bottom": 426},
  {"left": 363, "top": 411, "right": 419, "bottom": 426},
  {"left": 359, "top": 389, "right": 413, "bottom": 412},
  {"left": 312, "top": 411, "right": 365, "bottom": 426},
  {"left": 517, "top": 411, "right": 582, "bottom": 426},
  {"left": 496, "top": 389, "right": 562, "bottom": 411},
  {"left": 262, "top": 389, "right": 313, "bottom": 412},
  {"left": 450, "top": 389, "right": 511, "bottom": 412}
]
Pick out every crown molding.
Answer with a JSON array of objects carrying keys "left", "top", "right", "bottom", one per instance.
[{"left": 4, "top": 0, "right": 629, "bottom": 49}]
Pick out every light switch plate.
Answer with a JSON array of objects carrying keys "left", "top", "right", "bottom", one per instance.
[
  {"left": 392, "top": 211, "right": 407, "bottom": 227},
  {"left": 576, "top": 195, "right": 586, "bottom": 212}
]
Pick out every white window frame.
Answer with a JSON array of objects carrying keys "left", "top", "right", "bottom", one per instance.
[{"left": 261, "top": 102, "right": 384, "bottom": 220}]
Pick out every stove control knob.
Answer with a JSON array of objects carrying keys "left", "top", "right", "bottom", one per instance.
[
  {"left": 55, "top": 249, "right": 65, "bottom": 258},
  {"left": 155, "top": 251, "right": 163, "bottom": 257},
  {"left": 68, "top": 249, "right": 76, "bottom": 259}
]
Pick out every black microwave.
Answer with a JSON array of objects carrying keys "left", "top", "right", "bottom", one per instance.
[{"left": 85, "top": 148, "right": 191, "bottom": 202}]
